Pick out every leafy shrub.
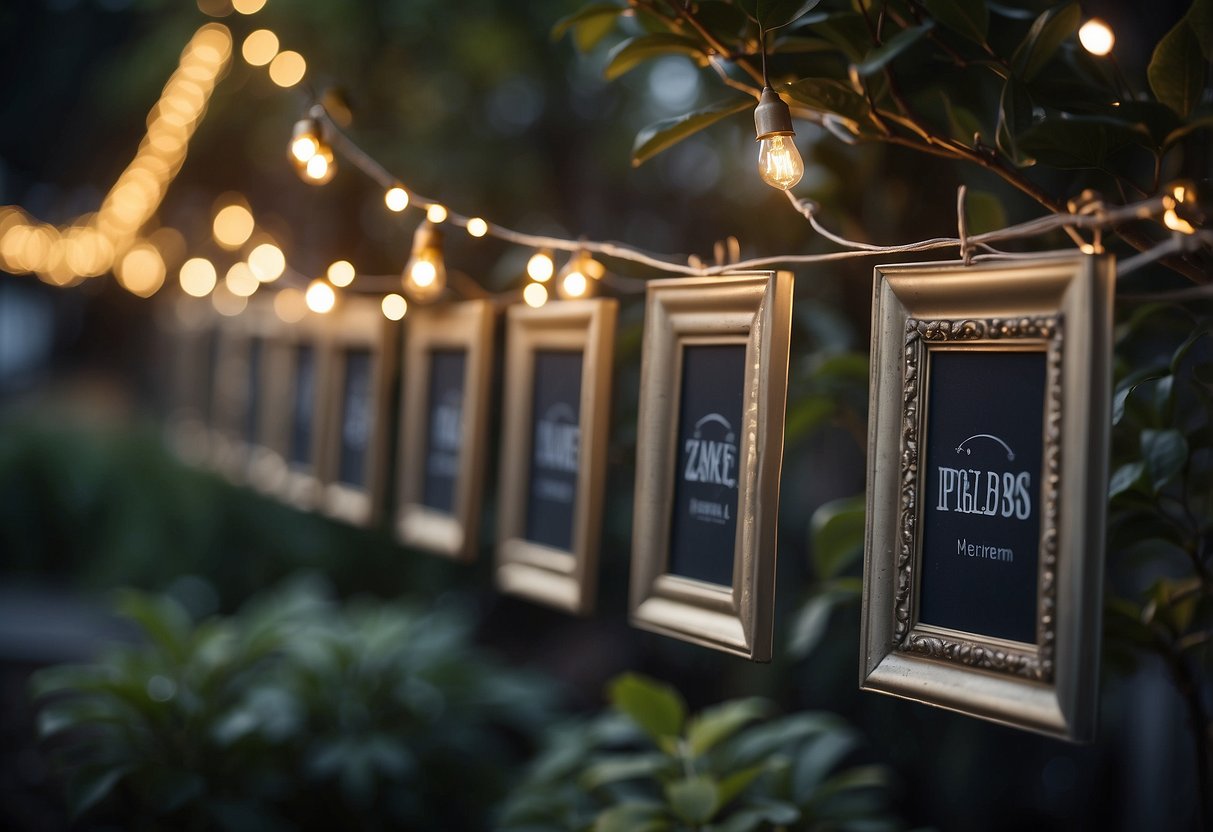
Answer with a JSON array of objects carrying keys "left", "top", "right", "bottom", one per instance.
[
  {"left": 30, "top": 576, "right": 557, "bottom": 831},
  {"left": 501, "top": 673, "right": 901, "bottom": 832}
]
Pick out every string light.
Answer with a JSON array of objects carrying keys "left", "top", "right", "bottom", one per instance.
[
  {"left": 466, "top": 217, "right": 488, "bottom": 237},
  {"left": 232, "top": 0, "right": 267, "bottom": 14},
  {"left": 248, "top": 242, "right": 285, "bottom": 282},
  {"left": 212, "top": 283, "right": 248, "bottom": 317},
  {"left": 403, "top": 221, "right": 447, "bottom": 302},
  {"left": 754, "top": 87, "right": 804, "bottom": 190},
  {"left": 289, "top": 117, "right": 322, "bottom": 163},
  {"left": 385, "top": 186, "right": 410, "bottom": 212},
  {"left": 327, "top": 259, "right": 355, "bottom": 287},
  {"left": 426, "top": 204, "right": 448, "bottom": 223},
  {"left": 213, "top": 202, "right": 255, "bottom": 249},
  {"left": 268, "top": 50, "right": 307, "bottom": 88},
  {"left": 274, "top": 286, "right": 307, "bottom": 322},
  {"left": 381, "top": 293, "right": 408, "bottom": 321},
  {"left": 116, "top": 243, "right": 166, "bottom": 297},
  {"left": 523, "top": 281, "right": 548, "bottom": 308},
  {"left": 305, "top": 278, "right": 337, "bottom": 313},
  {"left": 1164, "top": 180, "right": 1201, "bottom": 234},
  {"left": 526, "top": 249, "right": 555, "bottom": 282},
  {"left": 1078, "top": 19, "right": 1115, "bottom": 56},
  {"left": 225, "top": 262, "right": 260, "bottom": 297},
  {"left": 241, "top": 29, "right": 279, "bottom": 66},
  {"left": 179, "top": 257, "right": 217, "bottom": 297}
]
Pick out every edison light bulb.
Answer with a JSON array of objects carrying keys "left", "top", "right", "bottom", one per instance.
[
  {"left": 753, "top": 87, "right": 803, "bottom": 191},
  {"left": 757, "top": 134, "right": 804, "bottom": 191},
  {"left": 403, "top": 221, "right": 446, "bottom": 302},
  {"left": 289, "top": 117, "right": 321, "bottom": 163}
]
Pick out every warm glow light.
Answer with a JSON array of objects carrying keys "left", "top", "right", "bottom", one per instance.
[
  {"left": 116, "top": 244, "right": 166, "bottom": 297},
  {"left": 561, "top": 271, "right": 587, "bottom": 298},
  {"left": 410, "top": 259, "right": 437, "bottom": 287},
  {"left": 381, "top": 293, "right": 408, "bottom": 320},
  {"left": 1078, "top": 19, "right": 1115, "bottom": 56},
  {"left": 212, "top": 284, "right": 247, "bottom": 317},
  {"left": 242, "top": 29, "right": 279, "bottom": 66},
  {"left": 248, "top": 242, "right": 285, "bottom": 282},
  {"left": 268, "top": 51, "right": 306, "bottom": 87},
  {"left": 526, "top": 250, "right": 554, "bottom": 282},
  {"left": 303, "top": 149, "right": 335, "bottom": 184},
  {"left": 757, "top": 134, "right": 804, "bottom": 190},
  {"left": 466, "top": 217, "right": 488, "bottom": 237},
  {"left": 523, "top": 282, "right": 548, "bottom": 308},
  {"left": 225, "top": 262, "right": 260, "bottom": 297},
  {"left": 305, "top": 278, "right": 336, "bottom": 313},
  {"left": 232, "top": 0, "right": 268, "bottom": 14},
  {"left": 213, "top": 203, "right": 254, "bottom": 249},
  {"left": 327, "top": 259, "right": 355, "bottom": 287},
  {"left": 274, "top": 287, "right": 307, "bottom": 322},
  {"left": 1164, "top": 208, "right": 1197, "bottom": 234},
  {"left": 291, "top": 135, "right": 318, "bottom": 163},
  {"left": 385, "top": 186, "right": 410, "bottom": 212},
  {"left": 426, "top": 204, "right": 448, "bottom": 223},
  {"left": 179, "top": 257, "right": 217, "bottom": 297}
]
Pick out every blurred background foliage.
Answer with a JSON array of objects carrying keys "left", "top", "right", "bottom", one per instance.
[{"left": 0, "top": 0, "right": 1209, "bottom": 830}]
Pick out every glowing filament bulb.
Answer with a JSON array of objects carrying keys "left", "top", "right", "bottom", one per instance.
[
  {"left": 305, "top": 279, "right": 336, "bottom": 313},
  {"left": 527, "top": 250, "right": 554, "bottom": 282},
  {"left": 303, "top": 147, "right": 335, "bottom": 184},
  {"left": 411, "top": 257, "right": 437, "bottom": 287},
  {"left": 1078, "top": 19, "right": 1115, "bottom": 56},
  {"left": 403, "top": 221, "right": 446, "bottom": 301},
  {"left": 561, "top": 270, "right": 587, "bottom": 298},
  {"left": 291, "top": 135, "right": 318, "bottom": 163},
  {"left": 523, "top": 282, "right": 548, "bottom": 308},
  {"left": 385, "top": 186, "right": 409, "bottom": 212},
  {"left": 757, "top": 134, "right": 804, "bottom": 191}
]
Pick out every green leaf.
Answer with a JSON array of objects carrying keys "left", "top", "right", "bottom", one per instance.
[
  {"left": 665, "top": 776, "right": 720, "bottom": 823},
  {"left": 716, "top": 764, "right": 767, "bottom": 808},
  {"left": 1149, "top": 17, "right": 1206, "bottom": 117},
  {"left": 66, "top": 765, "right": 130, "bottom": 819},
  {"left": 720, "top": 712, "right": 846, "bottom": 768},
  {"left": 787, "top": 584, "right": 860, "bottom": 659},
  {"left": 581, "top": 753, "right": 673, "bottom": 789},
  {"left": 631, "top": 97, "right": 754, "bottom": 167},
  {"left": 1190, "top": 0, "right": 1213, "bottom": 59},
  {"left": 811, "top": 495, "right": 866, "bottom": 579},
  {"left": 1141, "top": 429, "right": 1188, "bottom": 492},
  {"left": 856, "top": 21, "right": 935, "bottom": 77},
  {"left": 737, "top": 0, "right": 824, "bottom": 31},
  {"left": 115, "top": 591, "right": 193, "bottom": 665},
  {"left": 603, "top": 34, "right": 704, "bottom": 80},
  {"left": 1012, "top": 2, "right": 1080, "bottom": 81},
  {"left": 923, "top": 0, "right": 988, "bottom": 42},
  {"left": 595, "top": 801, "right": 669, "bottom": 832},
  {"left": 1164, "top": 112, "right": 1213, "bottom": 148},
  {"left": 1170, "top": 325, "right": 1213, "bottom": 373},
  {"left": 1112, "top": 366, "right": 1170, "bottom": 425},
  {"left": 552, "top": 3, "right": 625, "bottom": 52},
  {"left": 608, "top": 674, "right": 686, "bottom": 743},
  {"left": 1108, "top": 461, "right": 1146, "bottom": 499},
  {"left": 781, "top": 78, "right": 870, "bottom": 125},
  {"left": 811, "top": 13, "right": 871, "bottom": 62},
  {"left": 687, "top": 698, "right": 771, "bottom": 756},
  {"left": 1016, "top": 115, "right": 1146, "bottom": 169},
  {"left": 791, "top": 729, "right": 860, "bottom": 802},
  {"left": 996, "top": 78, "right": 1036, "bottom": 165}
]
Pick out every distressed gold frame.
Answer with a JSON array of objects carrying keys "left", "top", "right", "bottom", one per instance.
[
  {"left": 317, "top": 298, "right": 400, "bottom": 527},
  {"left": 861, "top": 256, "right": 1113, "bottom": 741},
  {"left": 495, "top": 299, "right": 618, "bottom": 614},
  {"left": 395, "top": 300, "right": 495, "bottom": 560},
  {"left": 630, "top": 272, "right": 793, "bottom": 661}
]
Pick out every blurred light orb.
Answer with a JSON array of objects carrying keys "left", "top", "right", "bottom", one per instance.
[
  {"left": 305, "top": 279, "right": 336, "bottom": 313},
  {"left": 526, "top": 250, "right": 554, "bottom": 282},
  {"left": 561, "top": 271, "right": 587, "bottom": 298},
  {"left": 274, "top": 287, "right": 307, "bottom": 322},
  {"left": 269, "top": 50, "right": 306, "bottom": 87},
  {"left": 385, "top": 186, "right": 410, "bottom": 212},
  {"left": 426, "top": 204, "right": 448, "bottom": 223},
  {"left": 1078, "top": 19, "right": 1115, "bottom": 56},
  {"left": 410, "top": 259, "right": 437, "bottom": 288},
  {"left": 213, "top": 203, "right": 254, "bottom": 249},
  {"left": 212, "top": 283, "right": 247, "bottom": 316},
  {"left": 225, "top": 262, "right": 260, "bottom": 297},
  {"left": 242, "top": 29, "right": 278, "bottom": 66},
  {"left": 179, "top": 257, "right": 218, "bottom": 297},
  {"left": 248, "top": 242, "right": 285, "bottom": 282},
  {"left": 303, "top": 148, "right": 335, "bottom": 184},
  {"left": 381, "top": 293, "right": 408, "bottom": 321},
  {"left": 117, "top": 244, "right": 166, "bottom": 298},
  {"left": 291, "top": 135, "right": 318, "bottom": 163},
  {"left": 466, "top": 217, "right": 488, "bottom": 237},
  {"left": 327, "top": 259, "right": 355, "bottom": 287},
  {"left": 523, "top": 281, "right": 548, "bottom": 308},
  {"left": 232, "top": 0, "right": 267, "bottom": 14}
]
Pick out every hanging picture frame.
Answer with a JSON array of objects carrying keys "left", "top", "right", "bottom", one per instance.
[
  {"left": 317, "top": 297, "right": 400, "bottom": 526},
  {"left": 859, "top": 256, "right": 1114, "bottom": 741},
  {"left": 494, "top": 299, "right": 617, "bottom": 614},
  {"left": 395, "top": 299, "right": 495, "bottom": 560},
  {"left": 162, "top": 298, "right": 220, "bottom": 466},
  {"left": 629, "top": 272, "right": 793, "bottom": 661}
]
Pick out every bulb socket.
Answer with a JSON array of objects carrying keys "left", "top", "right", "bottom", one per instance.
[
  {"left": 754, "top": 87, "right": 795, "bottom": 141},
  {"left": 411, "top": 221, "right": 443, "bottom": 255}
]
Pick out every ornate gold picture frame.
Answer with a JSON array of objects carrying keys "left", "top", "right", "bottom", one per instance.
[
  {"left": 494, "top": 299, "right": 617, "bottom": 614},
  {"left": 395, "top": 300, "right": 496, "bottom": 560},
  {"left": 317, "top": 297, "right": 400, "bottom": 527},
  {"left": 860, "top": 256, "right": 1114, "bottom": 741},
  {"left": 629, "top": 272, "right": 793, "bottom": 661}
]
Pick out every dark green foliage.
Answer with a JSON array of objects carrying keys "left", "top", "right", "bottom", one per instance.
[
  {"left": 500, "top": 673, "right": 900, "bottom": 831},
  {"left": 30, "top": 578, "right": 557, "bottom": 831}
]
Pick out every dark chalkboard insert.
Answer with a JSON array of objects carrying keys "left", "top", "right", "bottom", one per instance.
[
  {"left": 524, "top": 350, "right": 583, "bottom": 552},
  {"left": 667, "top": 342, "right": 746, "bottom": 587},
  {"left": 244, "top": 337, "right": 263, "bottom": 446},
  {"left": 917, "top": 347, "right": 1046, "bottom": 645},
  {"left": 422, "top": 349, "right": 467, "bottom": 513},
  {"left": 288, "top": 343, "right": 316, "bottom": 468},
  {"left": 337, "top": 348, "right": 373, "bottom": 487}
]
